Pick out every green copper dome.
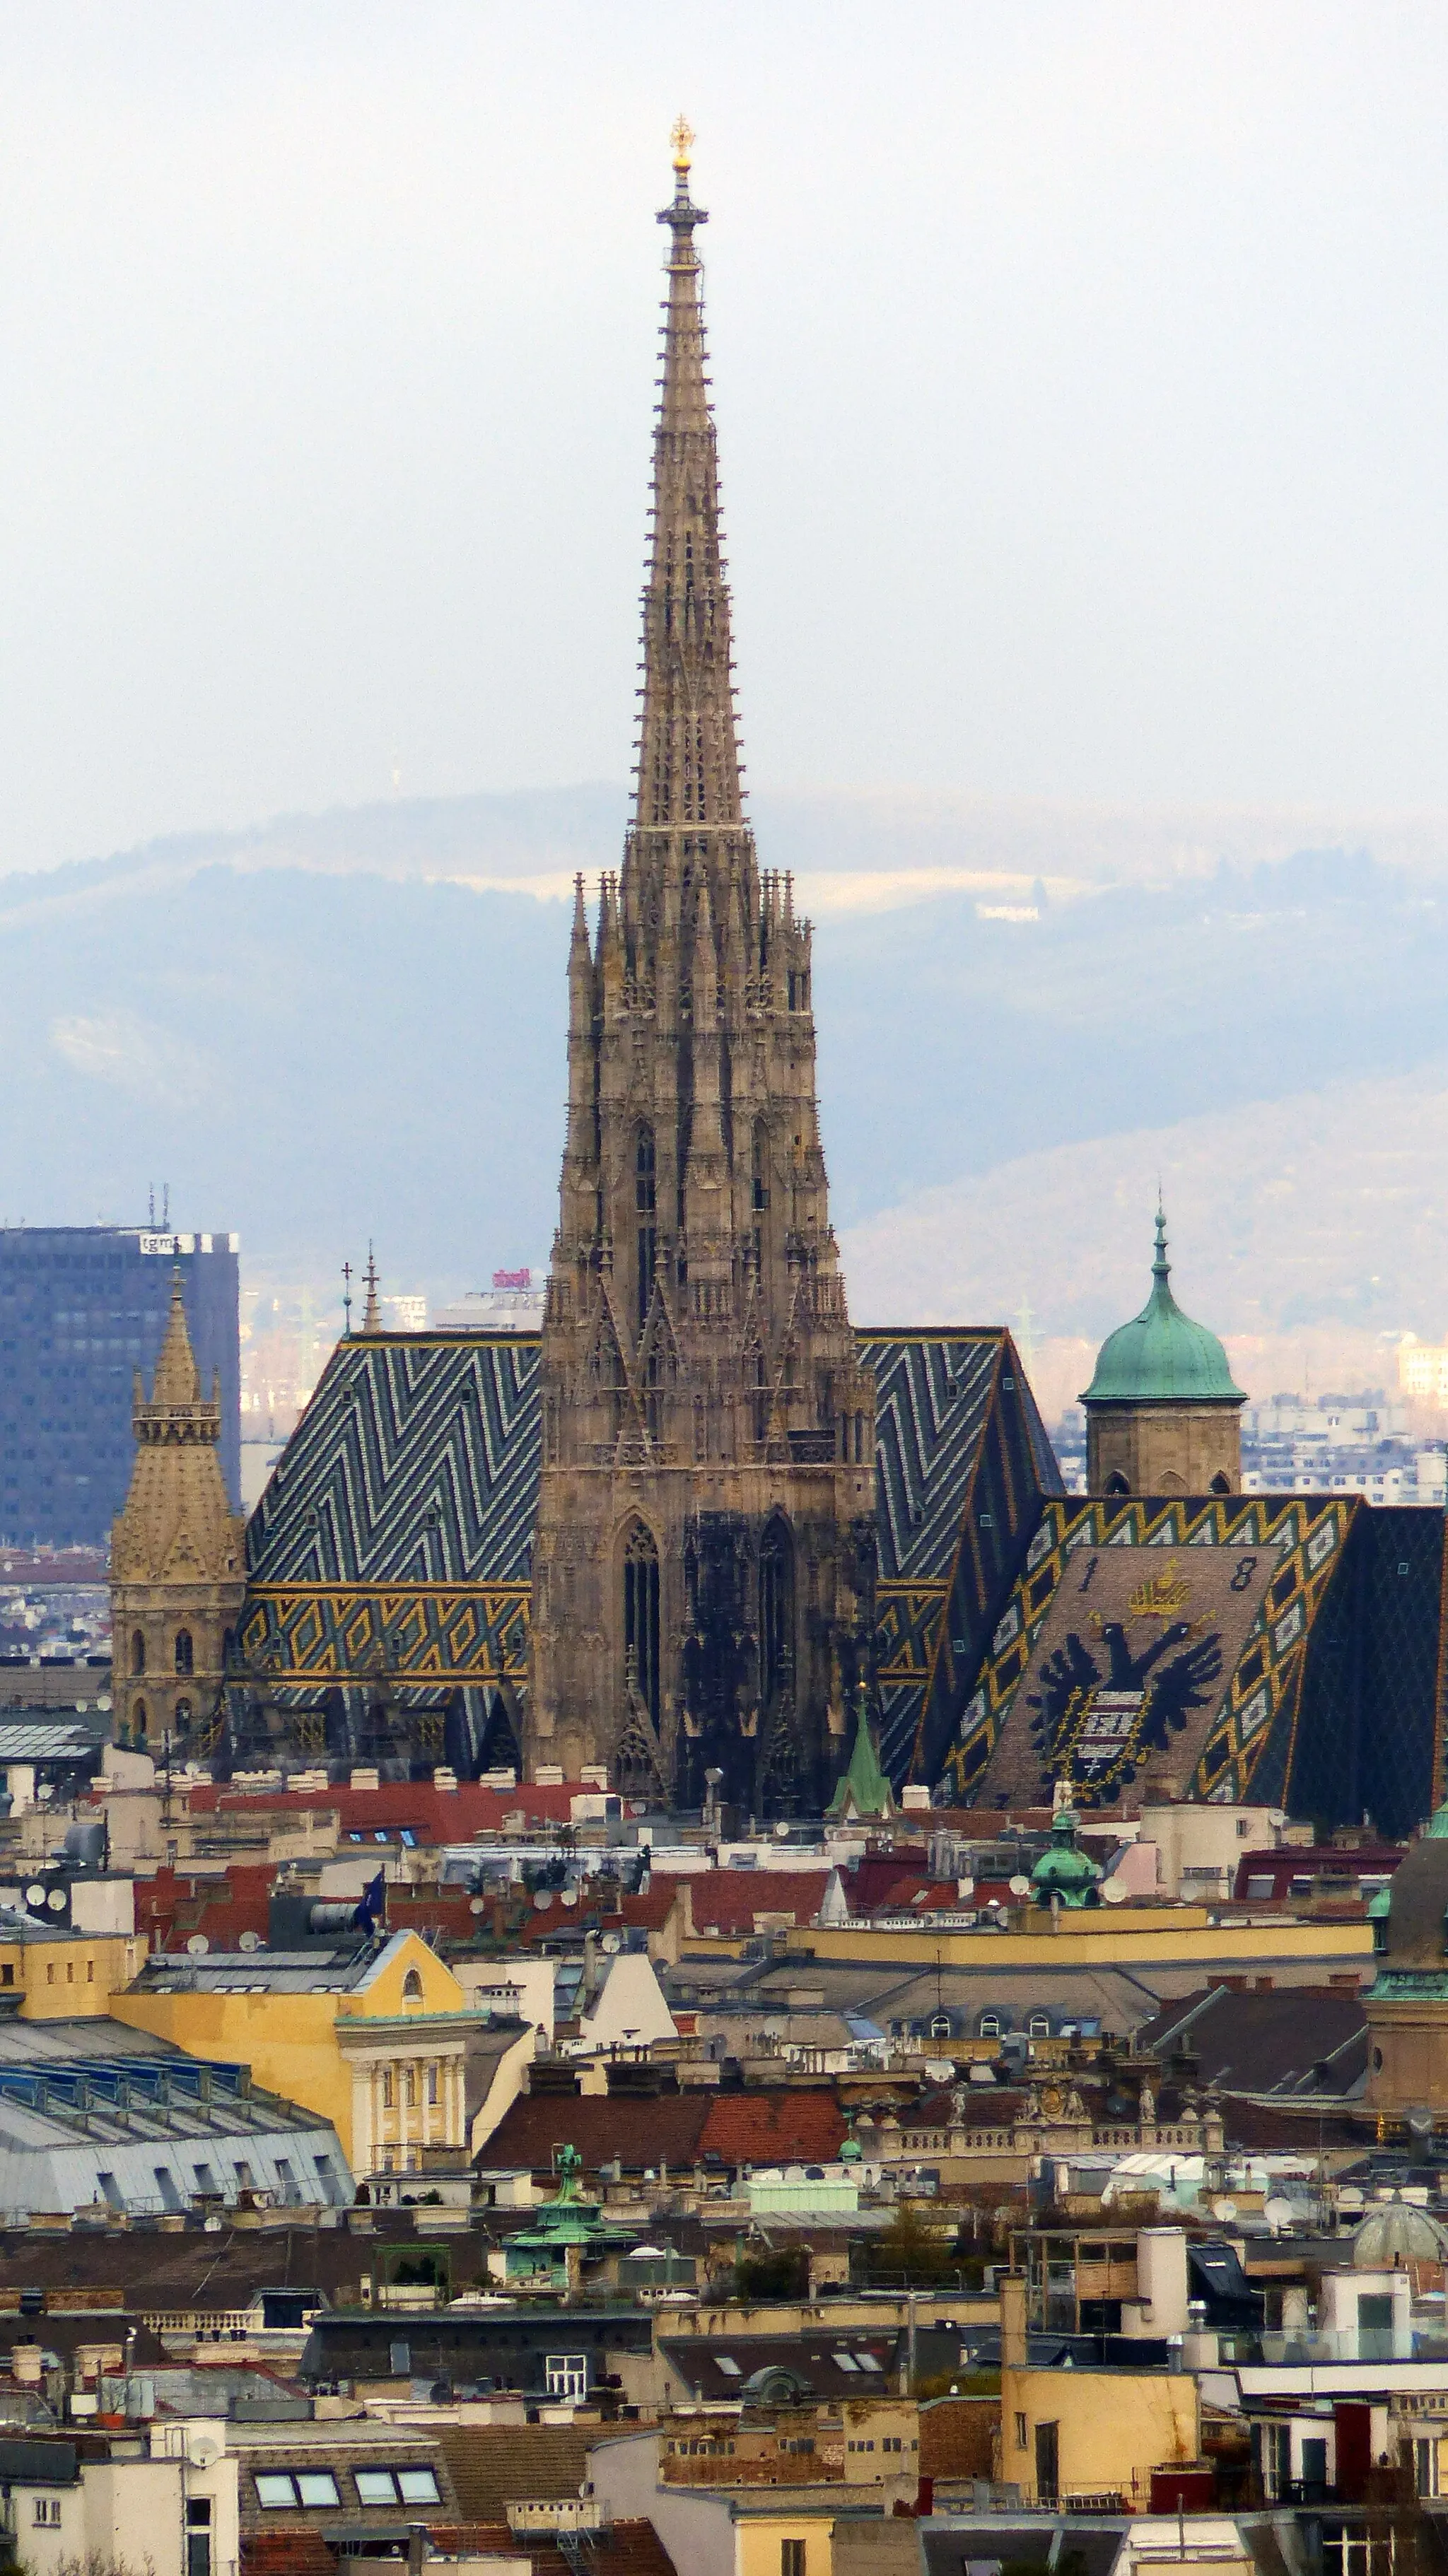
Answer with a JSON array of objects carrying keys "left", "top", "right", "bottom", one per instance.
[
  {"left": 1081, "top": 1208, "right": 1245, "bottom": 1408},
  {"left": 1031, "top": 1808, "right": 1102, "bottom": 1908}
]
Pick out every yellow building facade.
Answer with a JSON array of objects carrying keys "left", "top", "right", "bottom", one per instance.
[
  {"left": 109, "top": 1929, "right": 484, "bottom": 2177},
  {"left": 0, "top": 1921, "right": 145, "bottom": 2017}
]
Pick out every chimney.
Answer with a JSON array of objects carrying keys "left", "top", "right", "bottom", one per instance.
[{"left": 1000, "top": 2270, "right": 1028, "bottom": 2370}]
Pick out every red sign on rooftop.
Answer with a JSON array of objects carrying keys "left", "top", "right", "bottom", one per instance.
[{"left": 492, "top": 1267, "right": 532, "bottom": 1290}]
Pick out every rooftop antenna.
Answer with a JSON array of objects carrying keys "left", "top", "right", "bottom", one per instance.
[
  {"left": 148, "top": 1185, "right": 156, "bottom": 1227},
  {"left": 162, "top": 1183, "right": 170, "bottom": 1231},
  {"left": 341, "top": 1260, "right": 354, "bottom": 1338}
]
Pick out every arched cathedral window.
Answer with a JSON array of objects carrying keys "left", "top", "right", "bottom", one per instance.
[
  {"left": 623, "top": 1521, "right": 660, "bottom": 1728},
  {"left": 759, "top": 1520, "right": 793, "bottom": 1711}
]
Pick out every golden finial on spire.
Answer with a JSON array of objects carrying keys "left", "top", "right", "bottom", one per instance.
[{"left": 670, "top": 113, "right": 694, "bottom": 174}]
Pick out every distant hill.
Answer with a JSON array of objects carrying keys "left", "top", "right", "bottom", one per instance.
[{"left": 4, "top": 788, "right": 1447, "bottom": 1371}]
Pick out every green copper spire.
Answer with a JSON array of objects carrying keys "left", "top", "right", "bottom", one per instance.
[
  {"left": 826, "top": 1682, "right": 895, "bottom": 1823},
  {"left": 1081, "top": 1203, "right": 1246, "bottom": 1407}
]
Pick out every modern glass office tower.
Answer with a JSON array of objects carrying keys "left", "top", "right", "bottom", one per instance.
[{"left": 0, "top": 1226, "right": 241, "bottom": 1545}]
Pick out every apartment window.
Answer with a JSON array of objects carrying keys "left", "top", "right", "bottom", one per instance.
[
  {"left": 255, "top": 2470, "right": 340, "bottom": 2509},
  {"left": 545, "top": 2353, "right": 589, "bottom": 2400},
  {"left": 1014, "top": 2413, "right": 1027, "bottom": 2450},
  {"left": 1417, "top": 2441, "right": 1442, "bottom": 2500},
  {"left": 187, "top": 2493, "right": 212, "bottom": 2576},
  {"left": 388, "top": 2342, "right": 411, "bottom": 2376},
  {"left": 382, "top": 2069, "right": 395, "bottom": 2109},
  {"left": 404, "top": 2067, "right": 416, "bottom": 2109},
  {"left": 354, "top": 2467, "right": 440, "bottom": 2506},
  {"left": 1258, "top": 2423, "right": 1290, "bottom": 2500},
  {"left": 397, "top": 2469, "right": 442, "bottom": 2505},
  {"left": 46, "top": 1965, "right": 54, "bottom": 1986},
  {"left": 427, "top": 2063, "right": 439, "bottom": 2107},
  {"left": 781, "top": 2543, "right": 805, "bottom": 2576},
  {"left": 0, "top": 1966, "right": 11, "bottom": 1987},
  {"left": 33, "top": 2498, "right": 62, "bottom": 2525},
  {"left": 1321, "top": 2530, "right": 1380, "bottom": 2576},
  {"left": 402, "top": 1967, "right": 424, "bottom": 2001}
]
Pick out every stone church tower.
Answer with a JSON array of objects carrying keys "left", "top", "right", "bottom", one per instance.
[
  {"left": 528, "top": 127, "right": 878, "bottom": 1815},
  {"left": 110, "top": 1271, "right": 246, "bottom": 1755}
]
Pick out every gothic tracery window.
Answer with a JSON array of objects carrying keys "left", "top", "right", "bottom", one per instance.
[
  {"left": 759, "top": 1519, "right": 793, "bottom": 1711},
  {"left": 623, "top": 1520, "right": 661, "bottom": 1728}
]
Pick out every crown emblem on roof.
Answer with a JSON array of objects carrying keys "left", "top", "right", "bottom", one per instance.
[{"left": 1127, "top": 1559, "right": 1192, "bottom": 1620}]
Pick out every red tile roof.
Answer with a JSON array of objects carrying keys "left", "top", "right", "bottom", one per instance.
[
  {"left": 609, "top": 1886, "right": 679, "bottom": 1933},
  {"left": 698, "top": 2088, "right": 846, "bottom": 2165},
  {"left": 659, "top": 1868, "right": 832, "bottom": 1935},
  {"left": 848, "top": 1856, "right": 933, "bottom": 1911},
  {"left": 483, "top": 2090, "right": 711, "bottom": 2177},
  {"left": 178, "top": 1779, "right": 585, "bottom": 1836},
  {"left": 134, "top": 1864, "right": 274, "bottom": 1953}
]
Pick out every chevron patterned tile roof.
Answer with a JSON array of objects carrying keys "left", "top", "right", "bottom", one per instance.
[
  {"left": 858, "top": 1329, "right": 1065, "bottom": 1786},
  {"left": 246, "top": 1333, "right": 541, "bottom": 1585},
  {"left": 238, "top": 1325, "right": 1065, "bottom": 1794}
]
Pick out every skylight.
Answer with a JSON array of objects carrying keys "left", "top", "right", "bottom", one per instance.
[{"left": 716, "top": 2356, "right": 743, "bottom": 2377}]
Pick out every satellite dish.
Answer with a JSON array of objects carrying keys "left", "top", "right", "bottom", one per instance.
[
  {"left": 1101, "top": 1878, "right": 1128, "bottom": 1906},
  {"left": 1338, "top": 2186, "right": 1364, "bottom": 2211},
  {"left": 533, "top": 1891, "right": 553, "bottom": 1910},
  {"left": 1211, "top": 2196, "right": 1239, "bottom": 2222},
  {"left": 957, "top": 1878, "right": 975, "bottom": 1899},
  {"left": 1264, "top": 2196, "right": 1294, "bottom": 2232},
  {"left": 1008, "top": 1875, "right": 1032, "bottom": 1897},
  {"left": 186, "top": 1933, "right": 210, "bottom": 1956},
  {"left": 46, "top": 1888, "right": 66, "bottom": 1911},
  {"left": 189, "top": 2436, "right": 221, "bottom": 2468},
  {"left": 560, "top": 1891, "right": 578, "bottom": 1907},
  {"left": 238, "top": 1930, "right": 262, "bottom": 1953},
  {"left": 24, "top": 1885, "right": 45, "bottom": 1907},
  {"left": 469, "top": 1897, "right": 486, "bottom": 1915}
]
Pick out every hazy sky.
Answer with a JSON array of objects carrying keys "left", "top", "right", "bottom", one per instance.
[{"left": 3, "top": 2, "right": 1448, "bottom": 870}]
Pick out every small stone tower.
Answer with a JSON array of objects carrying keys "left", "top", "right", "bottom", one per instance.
[
  {"left": 110, "top": 1270, "right": 247, "bottom": 1753},
  {"left": 1080, "top": 1207, "right": 1246, "bottom": 1496},
  {"left": 1364, "top": 1805, "right": 1448, "bottom": 2117},
  {"left": 528, "top": 126, "right": 878, "bottom": 1815}
]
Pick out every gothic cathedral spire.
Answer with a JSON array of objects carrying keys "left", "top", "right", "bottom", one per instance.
[{"left": 529, "top": 129, "right": 877, "bottom": 1817}]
